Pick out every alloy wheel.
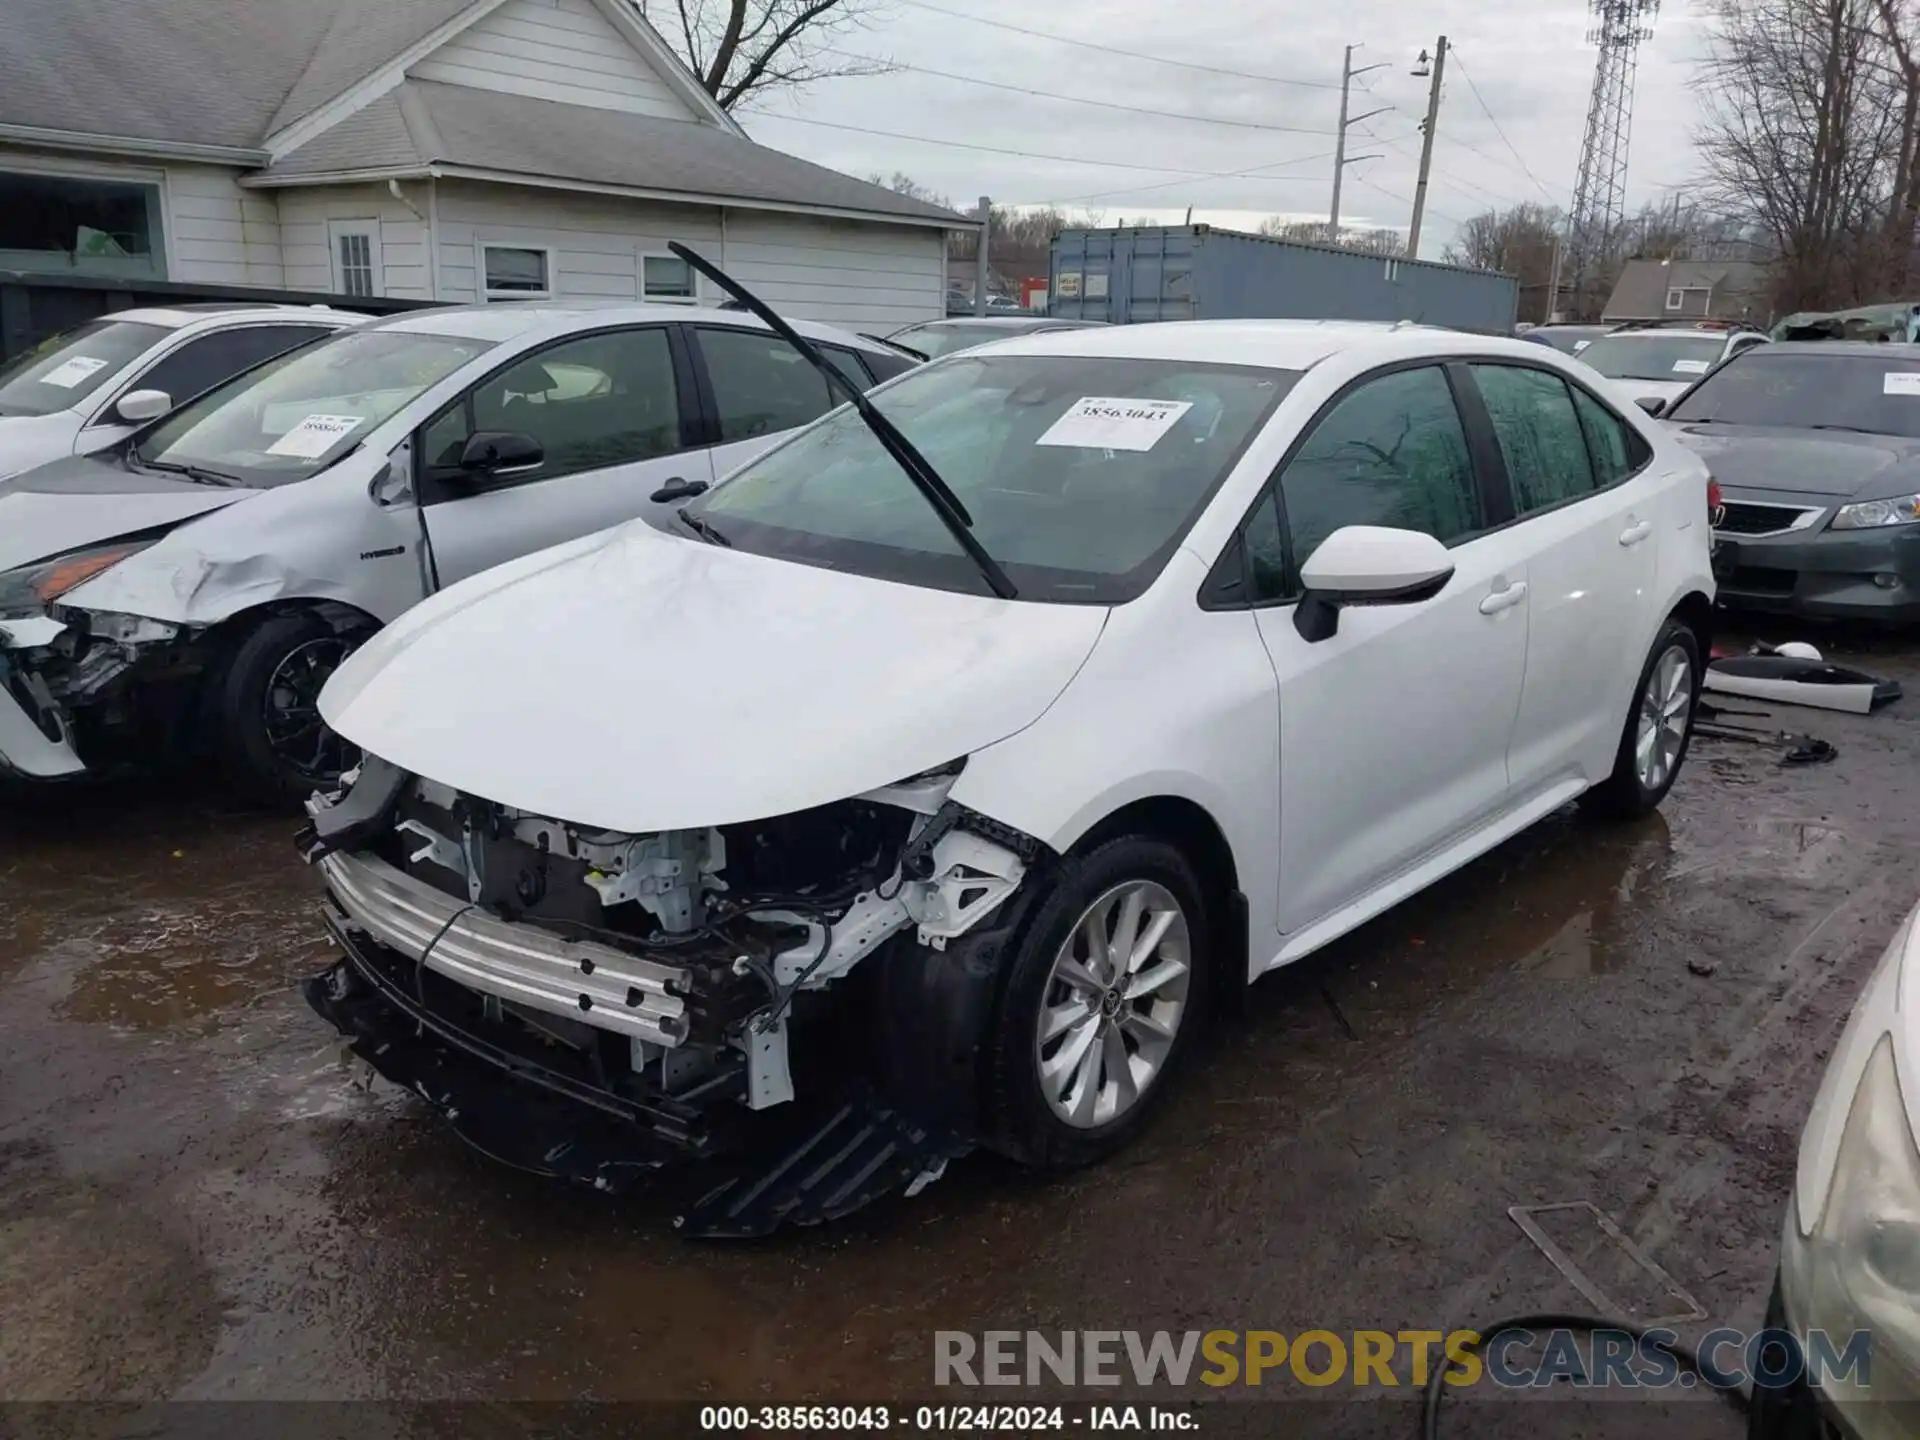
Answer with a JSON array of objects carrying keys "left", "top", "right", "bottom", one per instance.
[
  {"left": 262, "top": 636, "right": 359, "bottom": 782},
  {"left": 1034, "top": 879, "right": 1192, "bottom": 1129},
  {"left": 1634, "top": 642, "right": 1693, "bottom": 792}
]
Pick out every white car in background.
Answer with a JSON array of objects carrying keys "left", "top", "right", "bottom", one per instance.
[
  {"left": 0, "top": 303, "right": 913, "bottom": 801},
  {"left": 1575, "top": 324, "right": 1771, "bottom": 414},
  {"left": 0, "top": 304, "right": 367, "bottom": 480},
  {"left": 300, "top": 305, "right": 1718, "bottom": 1235}
]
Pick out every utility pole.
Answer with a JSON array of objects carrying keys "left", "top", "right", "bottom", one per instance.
[
  {"left": 1545, "top": 236, "right": 1564, "bottom": 323},
  {"left": 1407, "top": 35, "right": 1449, "bottom": 260},
  {"left": 1331, "top": 44, "right": 1389, "bottom": 238},
  {"left": 974, "top": 195, "right": 991, "bottom": 316}
]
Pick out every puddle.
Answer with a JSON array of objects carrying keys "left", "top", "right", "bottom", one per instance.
[{"left": 1665, "top": 818, "right": 1853, "bottom": 886}]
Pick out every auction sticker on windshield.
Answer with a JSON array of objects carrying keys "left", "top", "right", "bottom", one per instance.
[
  {"left": 266, "top": 413, "right": 363, "bottom": 458},
  {"left": 1037, "top": 398, "right": 1194, "bottom": 452},
  {"left": 1672, "top": 359, "right": 1711, "bottom": 374},
  {"left": 1885, "top": 373, "right": 1920, "bottom": 395},
  {"left": 41, "top": 356, "right": 110, "bottom": 388}
]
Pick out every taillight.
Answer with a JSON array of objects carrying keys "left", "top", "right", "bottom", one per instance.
[{"left": 1707, "top": 477, "right": 1723, "bottom": 512}]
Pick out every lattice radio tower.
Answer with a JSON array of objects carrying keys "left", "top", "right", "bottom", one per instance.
[{"left": 1565, "top": 0, "right": 1659, "bottom": 318}]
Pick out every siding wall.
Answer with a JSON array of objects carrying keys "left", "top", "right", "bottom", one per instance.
[
  {"left": 279, "top": 184, "right": 434, "bottom": 298},
  {"left": 409, "top": 0, "right": 697, "bottom": 120},
  {"left": 165, "top": 164, "right": 284, "bottom": 286},
  {"left": 721, "top": 213, "right": 946, "bottom": 332}
]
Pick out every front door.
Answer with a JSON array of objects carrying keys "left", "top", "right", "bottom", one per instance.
[
  {"left": 1465, "top": 362, "right": 1664, "bottom": 797},
  {"left": 415, "top": 325, "right": 705, "bottom": 587},
  {"left": 1248, "top": 363, "right": 1531, "bottom": 935}
]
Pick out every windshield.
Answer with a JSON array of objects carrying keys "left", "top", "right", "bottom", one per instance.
[
  {"left": 1667, "top": 351, "right": 1920, "bottom": 436},
  {"left": 690, "top": 354, "right": 1296, "bottom": 603},
  {"left": 134, "top": 329, "right": 492, "bottom": 486},
  {"left": 889, "top": 321, "right": 1040, "bottom": 360},
  {"left": 0, "top": 319, "right": 169, "bottom": 417},
  {"left": 1579, "top": 334, "right": 1726, "bottom": 381}
]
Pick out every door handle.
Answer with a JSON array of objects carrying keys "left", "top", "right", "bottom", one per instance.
[
  {"left": 1479, "top": 581, "right": 1528, "bottom": 615},
  {"left": 1619, "top": 520, "right": 1654, "bottom": 547}
]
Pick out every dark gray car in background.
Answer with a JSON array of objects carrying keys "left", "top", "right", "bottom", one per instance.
[
  {"left": 1662, "top": 342, "right": 1920, "bottom": 624},
  {"left": 884, "top": 316, "right": 1107, "bottom": 360}
]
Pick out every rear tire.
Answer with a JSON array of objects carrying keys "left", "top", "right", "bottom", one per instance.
[
  {"left": 1580, "top": 616, "right": 1701, "bottom": 821},
  {"left": 212, "top": 612, "right": 368, "bottom": 808},
  {"left": 983, "top": 836, "right": 1211, "bottom": 1172}
]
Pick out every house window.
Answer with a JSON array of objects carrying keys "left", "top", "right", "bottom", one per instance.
[
  {"left": 0, "top": 169, "right": 165, "bottom": 279},
  {"left": 481, "top": 244, "right": 552, "bottom": 300},
  {"left": 1665, "top": 288, "right": 1684, "bottom": 310},
  {"left": 328, "top": 221, "right": 383, "bottom": 298},
  {"left": 1665, "top": 286, "right": 1710, "bottom": 313},
  {"left": 642, "top": 253, "right": 696, "bottom": 302}
]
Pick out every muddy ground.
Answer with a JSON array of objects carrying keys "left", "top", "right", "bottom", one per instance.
[{"left": 3, "top": 627, "right": 1919, "bottom": 1437}]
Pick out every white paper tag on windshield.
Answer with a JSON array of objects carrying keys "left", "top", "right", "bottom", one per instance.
[
  {"left": 1886, "top": 373, "right": 1920, "bottom": 395},
  {"left": 1036, "top": 397, "right": 1195, "bottom": 452},
  {"left": 41, "top": 356, "right": 110, "bottom": 388},
  {"left": 1672, "top": 359, "right": 1710, "bottom": 375},
  {"left": 266, "top": 413, "right": 363, "bottom": 458}
]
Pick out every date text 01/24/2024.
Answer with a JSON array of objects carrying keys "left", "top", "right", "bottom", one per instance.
[{"left": 698, "top": 1405, "right": 1199, "bottom": 1431}]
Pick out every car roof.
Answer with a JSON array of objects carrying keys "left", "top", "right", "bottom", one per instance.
[
  {"left": 903, "top": 316, "right": 1105, "bottom": 331},
  {"left": 971, "top": 318, "right": 1506, "bottom": 370},
  {"left": 370, "top": 301, "right": 891, "bottom": 352},
  {"left": 1597, "top": 327, "right": 1740, "bottom": 339},
  {"left": 108, "top": 303, "right": 369, "bottom": 331}
]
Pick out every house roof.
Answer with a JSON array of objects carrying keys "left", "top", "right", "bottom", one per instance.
[
  {"left": 257, "top": 80, "right": 969, "bottom": 226},
  {"left": 0, "top": 0, "right": 476, "bottom": 154},
  {"left": 1602, "top": 259, "right": 1768, "bottom": 320}
]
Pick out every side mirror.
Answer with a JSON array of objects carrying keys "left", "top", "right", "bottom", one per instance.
[
  {"left": 1636, "top": 396, "right": 1667, "bottom": 418},
  {"left": 457, "top": 430, "right": 544, "bottom": 476},
  {"left": 1293, "top": 525, "right": 1455, "bottom": 643},
  {"left": 114, "top": 389, "right": 172, "bottom": 423}
]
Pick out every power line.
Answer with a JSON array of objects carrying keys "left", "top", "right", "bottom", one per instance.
[
  {"left": 822, "top": 50, "right": 1337, "bottom": 135},
  {"left": 744, "top": 111, "right": 1338, "bottom": 177},
  {"left": 1046, "top": 147, "right": 1349, "bottom": 205},
  {"left": 895, "top": 0, "right": 1340, "bottom": 90},
  {"left": 1350, "top": 174, "right": 1467, "bottom": 232},
  {"left": 1448, "top": 50, "right": 1566, "bottom": 205}
]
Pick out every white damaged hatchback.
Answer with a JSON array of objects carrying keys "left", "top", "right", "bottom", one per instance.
[{"left": 301, "top": 279, "right": 1717, "bottom": 1236}]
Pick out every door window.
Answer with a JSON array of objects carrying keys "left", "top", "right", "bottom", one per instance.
[
  {"left": 697, "top": 327, "right": 837, "bottom": 443},
  {"left": 423, "top": 327, "right": 682, "bottom": 485},
  {"left": 1273, "top": 365, "right": 1482, "bottom": 595},
  {"left": 124, "top": 325, "right": 333, "bottom": 414},
  {"left": 1568, "top": 384, "right": 1651, "bottom": 488},
  {"left": 1470, "top": 364, "right": 1596, "bottom": 515}
]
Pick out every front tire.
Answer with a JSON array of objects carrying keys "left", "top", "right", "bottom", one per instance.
[
  {"left": 211, "top": 612, "right": 368, "bottom": 808},
  {"left": 983, "top": 836, "right": 1211, "bottom": 1172},
  {"left": 1580, "top": 616, "right": 1701, "bottom": 820}
]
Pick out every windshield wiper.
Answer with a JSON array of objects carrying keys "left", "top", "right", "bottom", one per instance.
[
  {"left": 1809, "top": 423, "right": 1881, "bottom": 434},
  {"left": 667, "top": 242, "right": 1017, "bottom": 600},
  {"left": 138, "top": 456, "right": 243, "bottom": 487},
  {"left": 672, "top": 506, "right": 732, "bottom": 547}
]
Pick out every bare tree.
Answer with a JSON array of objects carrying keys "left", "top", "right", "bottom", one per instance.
[
  {"left": 638, "top": 0, "right": 893, "bottom": 111},
  {"left": 867, "top": 171, "right": 952, "bottom": 210},
  {"left": 1258, "top": 216, "right": 1405, "bottom": 255},
  {"left": 1695, "top": 0, "right": 1905, "bottom": 310}
]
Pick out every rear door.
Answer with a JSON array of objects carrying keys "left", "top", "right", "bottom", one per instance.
[
  {"left": 1464, "top": 361, "right": 1664, "bottom": 797},
  {"left": 413, "top": 324, "right": 705, "bottom": 588}
]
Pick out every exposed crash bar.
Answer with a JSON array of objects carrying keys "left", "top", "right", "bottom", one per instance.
[{"left": 319, "top": 850, "right": 691, "bottom": 1046}]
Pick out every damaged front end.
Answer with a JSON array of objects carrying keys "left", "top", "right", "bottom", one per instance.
[{"left": 298, "top": 755, "right": 1043, "bottom": 1236}]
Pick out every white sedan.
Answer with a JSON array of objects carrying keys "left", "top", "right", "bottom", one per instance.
[
  {"left": 300, "top": 318, "right": 1717, "bottom": 1233},
  {"left": 0, "top": 304, "right": 366, "bottom": 480}
]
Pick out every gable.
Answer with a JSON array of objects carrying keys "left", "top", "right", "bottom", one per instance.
[{"left": 409, "top": 0, "right": 699, "bottom": 121}]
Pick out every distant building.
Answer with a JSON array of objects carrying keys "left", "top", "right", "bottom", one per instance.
[{"left": 1602, "top": 259, "right": 1770, "bottom": 324}]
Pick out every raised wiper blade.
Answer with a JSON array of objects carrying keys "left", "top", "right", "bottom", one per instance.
[
  {"left": 862, "top": 332, "right": 929, "bottom": 363},
  {"left": 668, "top": 242, "right": 1016, "bottom": 601},
  {"left": 1808, "top": 424, "right": 1881, "bottom": 434}
]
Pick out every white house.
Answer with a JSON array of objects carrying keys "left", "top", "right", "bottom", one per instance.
[{"left": 0, "top": 0, "right": 967, "bottom": 333}]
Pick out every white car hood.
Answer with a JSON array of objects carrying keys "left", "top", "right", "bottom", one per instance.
[
  {"left": 0, "top": 413, "right": 83, "bottom": 483},
  {"left": 0, "top": 456, "right": 251, "bottom": 572},
  {"left": 322, "top": 519, "right": 1110, "bottom": 832}
]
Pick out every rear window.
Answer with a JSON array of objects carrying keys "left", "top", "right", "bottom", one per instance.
[
  {"left": 1666, "top": 351, "right": 1920, "bottom": 437},
  {"left": 0, "top": 319, "right": 169, "bottom": 416},
  {"left": 1578, "top": 334, "right": 1726, "bottom": 382}
]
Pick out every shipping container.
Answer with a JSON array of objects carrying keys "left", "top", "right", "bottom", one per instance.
[{"left": 1048, "top": 225, "right": 1518, "bottom": 333}]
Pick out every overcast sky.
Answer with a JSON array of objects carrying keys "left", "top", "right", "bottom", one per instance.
[{"left": 735, "top": 0, "right": 1710, "bottom": 257}]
